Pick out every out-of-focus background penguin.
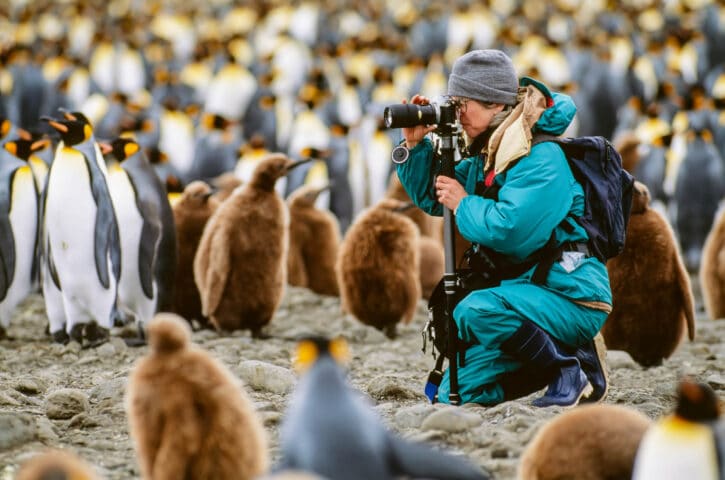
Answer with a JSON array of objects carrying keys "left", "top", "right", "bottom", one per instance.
[
  {"left": 126, "top": 313, "right": 268, "bottom": 479},
  {"left": 700, "top": 205, "right": 725, "bottom": 320},
  {"left": 101, "top": 137, "right": 176, "bottom": 343},
  {"left": 15, "top": 449, "right": 103, "bottom": 480},
  {"left": 286, "top": 183, "right": 340, "bottom": 297},
  {"left": 632, "top": 378, "right": 725, "bottom": 480},
  {"left": 0, "top": 138, "right": 39, "bottom": 339},
  {"left": 41, "top": 111, "right": 121, "bottom": 346},
  {"left": 277, "top": 336, "right": 491, "bottom": 480}
]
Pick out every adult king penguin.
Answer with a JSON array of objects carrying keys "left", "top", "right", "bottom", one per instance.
[
  {"left": 102, "top": 137, "right": 177, "bottom": 340},
  {"left": 194, "top": 153, "right": 308, "bottom": 336},
  {"left": 0, "top": 140, "right": 39, "bottom": 339},
  {"left": 277, "top": 336, "right": 491, "bottom": 480},
  {"left": 41, "top": 111, "right": 121, "bottom": 345}
]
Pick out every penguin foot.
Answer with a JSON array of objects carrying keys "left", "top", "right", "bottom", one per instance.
[
  {"left": 0, "top": 325, "right": 8, "bottom": 340},
  {"left": 69, "top": 323, "right": 85, "bottom": 344},
  {"left": 52, "top": 329, "right": 70, "bottom": 345},
  {"left": 83, "top": 323, "right": 109, "bottom": 349},
  {"left": 122, "top": 323, "right": 147, "bottom": 347}
]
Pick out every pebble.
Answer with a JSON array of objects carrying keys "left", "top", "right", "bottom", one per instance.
[
  {"left": 238, "top": 360, "right": 297, "bottom": 394},
  {"left": 0, "top": 413, "right": 36, "bottom": 450},
  {"left": 394, "top": 404, "right": 437, "bottom": 429},
  {"left": 421, "top": 406, "right": 482, "bottom": 433},
  {"left": 45, "top": 388, "right": 90, "bottom": 420},
  {"left": 366, "top": 375, "right": 422, "bottom": 401},
  {"left": 13, "top": 377, "right": 46, "bottom": 395}
]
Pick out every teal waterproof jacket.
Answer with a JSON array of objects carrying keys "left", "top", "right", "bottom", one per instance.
[{"left": 396, "top": 80, "right": 612, "bottom": 404}]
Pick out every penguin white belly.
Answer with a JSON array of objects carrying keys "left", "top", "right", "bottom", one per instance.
[
  {"left": 0, "top": 168, "right": 38, "bottom": 327},
  {"left": 44, "top": 149, "right": 117, "bottom": 329},
  {"left": 107, "top": 169, "right": 157, "bottom": 325}
]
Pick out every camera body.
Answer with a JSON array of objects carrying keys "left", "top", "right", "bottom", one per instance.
[{"left": 383, "top": 96, "right": 461, "bottom": 130}]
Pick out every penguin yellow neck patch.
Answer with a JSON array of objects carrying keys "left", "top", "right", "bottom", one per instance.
[{"left": 124, "top": 142, "right": 140, "bottom": 157}]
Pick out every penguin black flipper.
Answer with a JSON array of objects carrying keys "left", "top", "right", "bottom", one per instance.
[
  {"left": 386, "top": 433, "right": 491, "bottom": 480},
  {"left": 0, "top": 150, "right": 27, "bottom": 300},
  {"left": 132, "top": 186, "right": 161, "bottom": 299},
  {"left": 76, "top": 140, "right": 121, "bottom": 288}
]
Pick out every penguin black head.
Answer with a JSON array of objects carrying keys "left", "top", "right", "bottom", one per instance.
[
  {"left": 41, "top": 116, "right": 93, "bottom": 147},
  {"left": 674, "top": 378, "right": 721, "bottom": 423},
  {"left": 108, "top": 137, "right": 141, "bottom": 162},
  {"left": 3, "top": 137, "right": 49, "bottom": 161},
  {"left": 293, "top": 336, "right": 350, "bottom": 373}
]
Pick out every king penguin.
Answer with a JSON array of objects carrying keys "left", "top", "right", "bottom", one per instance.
[
  {"left": 0, "top": 140, "right": 40, "bottom": 339},
  {"left": 41, "top": 111, "right": 121, "bottom": 345},
  {"left": 8, "top": 136, "right": 51, "bottom": 193},
  {"left": 277, "top": 336, "right": 491, "bottom": 480},
  {"left": 632, "top": 378, "right": 725, "bottom": 480},
  {"left": 287, "top": 183, "right": 340, "bottom": 296},
  {"left": 102, "top": 137, "right": 177, "bottom": 338},
  {"left": 700, "top": 205, "right": 725, "bottom": 320},
  {"left": 194, "top": 154, "right": 308, "bottom": 336},
  {"left": 15, "top": 449, "right": 102, "bottom": 480},
  {"left": 126, "top": 313, "right": 268, "bottom": 479}
]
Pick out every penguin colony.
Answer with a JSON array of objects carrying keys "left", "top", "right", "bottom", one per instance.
[{"left": 1, "top": 0, "right": 725, "bottom": 478}]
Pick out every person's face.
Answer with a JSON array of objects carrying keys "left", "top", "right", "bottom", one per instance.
[{"left": 454, "top": 97, "right": 505, "bottom": 139}]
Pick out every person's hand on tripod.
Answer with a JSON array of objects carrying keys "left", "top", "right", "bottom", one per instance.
[
  {"left": 435, "top": 174, "right": 467, "bottom": 212},
  {"left": 401, "top": 95, "right": 437, "bottom": 149}
]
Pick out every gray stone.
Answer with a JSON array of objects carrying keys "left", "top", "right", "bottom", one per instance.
[
  {"left": 0, "top": 413, "right": 36, "bottom": 449},
  {"left": 90, "top": 377, "right": 127, "bottom": 402},
  {"left": 45, "top": 388, "right": 90, "bottom": 420},
  {"left": 0, "top": 391, "right": 21, "bottom": 406},
  {"left": 35, "top": 416, "right": 59, "bottom": 442},
  {"left": 14, "top": 377, "right": 46, "bottom": 395},
  {"left": 96, "top": 342, "right": 116, "bottom": 358},
  {"left": 607, "top": 350, "right": 638, "bottom": 370},
  {"left": 366, "top": 375, "right": 422, "bottom": 401},
  {"left": 421, "top": 406, "right": 482, "bottom": 433},
  {"left": 394, "top": 404, "right": 437, "bottom": 429},
  {"left": 238, "top": 360, "right": 296, "bottom": 394},
  {"left": 706, "top": 374, "right": 725, "bottom": 389}
]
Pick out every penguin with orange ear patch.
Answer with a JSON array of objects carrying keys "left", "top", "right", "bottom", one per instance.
[
  {"left": 632, "top": 378, "right": 724, "bottom": 479},
  {"left": 287, "top": 183, "right": 340, "bottom": 296},
  {"left": 336, "top": 198, "right": 421, "bottom": 338},
  {"left": 171, "top": 181, "right": 219, "bottom": 327},
  {"left": 15, "top": 449, "right": 102, "bottom": 480},
  {"left": 126, "top": 313, "right": 268, "bottom": 480},
  {"left": 277, "top": 336, "right": 490, "bottom": 480},
  {"left": 603, "top": 181, "right": 695, "bottom": 366},
  {"left": 700, "top": 205, "right": 725, "bottom": 320},
  {"left": 194, "top": 154, "right": 309, "bottom": 336},
  {"left": 518, "top": 404, "right": 652, "bottom": 480}
]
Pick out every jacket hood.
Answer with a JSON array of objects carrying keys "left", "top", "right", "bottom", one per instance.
[{"left": 520, "top": 77, "right": 577, "bottom": 135}]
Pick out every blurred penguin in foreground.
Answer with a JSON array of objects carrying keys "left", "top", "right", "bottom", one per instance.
[
  {"left": 277, "top": 336, "right": 491, "bottom": 480},
  {"left": 632, "top": 378, "right": 725, "bottom": 480},
  {"left": 15, "top": 449, "right": 102, "bottom": 480},
  {"left": 126, "top": 313, "right": 268, "bottom": 479}
]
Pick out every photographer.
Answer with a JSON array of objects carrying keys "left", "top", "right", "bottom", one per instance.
[{"left": 395, "top": 49, "right": 611, "bottom": 407}]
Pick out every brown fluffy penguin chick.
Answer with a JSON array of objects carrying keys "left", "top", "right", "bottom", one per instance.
[
  {"left": 603, "top": 181, "right": 696, "bottom": 366},
  {"left": 518, "top": 404, "right": 652, "bottom": 480},
  {"left": 16, "top": 449, "right": 102, "bottom": 480},
  {"left": 210, "top": 172, "right": 243, "bottom": 203},
  {"left": 287, "top": 183, "right": 341, "bottom": 296},
  {"left": 385, "top": 171, "right": 443, "bottom": 240},
  {"left": 700, "top": 205, "right": 725, "bottom": 319},
  {"left": 171, "top": 181, "right": 220, "bottom": 327},
  {"left": 126, "top": 313, "right": 268, "bottom": 479},
  {"left": 336, "top": 198, "right": 421, "bottom": 338},
  {"left": 194, "top": 153, "right": 293, "bottom": 335},
  {"left": 419, "top": 235, "right": 445, "bottom": 300},
  {"left": 615, "top": 131, "right": 641, "bottom": 174}
]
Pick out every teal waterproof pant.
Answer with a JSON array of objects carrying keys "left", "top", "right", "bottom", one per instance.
[{"left": 435, "top": 282, "right": 608, "bottom": 405}]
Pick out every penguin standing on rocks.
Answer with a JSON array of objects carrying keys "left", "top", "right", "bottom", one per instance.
[
  {"left": 15, "top": 449, "right": 102, "bottom": 480},
  {"left": 194, "top": 154, "right": 307, "bottom": 336},
  {"left": 336, "top": 198, "right": 421, "bottom": 338},
  {"left": 518, "top": 404, "right": 652, "bottom": 480},
  {"left": 632, "top": 378, "right": 725, "bottom": 480},
  {"left": 126, "top": 313, "right": 268, "bottom": 480},
  {"left": 41, "top": 112, "right": 121, "bottom": 345},
  {"left": 171, "top": 181, "right": 219, "bottom": 328},
  {"left": 603, "top": 181, "right": 695, "bottom": 367},
  {"left": 101, "top": 137, "right": 177, "bottom": 334},
  {"left": 287, "top": 183, "right": 340, "bottom": 296},
  {"left": 0, "top": 141, "right": 39, "bottom": 339},
  {"left": 700, "top": 205, "right": 725, "bottom": 320},
  {"left": 277, "top": 336, "right": 490, "bottom": 480}
]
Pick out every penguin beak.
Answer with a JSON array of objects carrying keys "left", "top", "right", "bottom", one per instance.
[
  {"left": 99, "top": 142, "right": 113, "bottom": 155},
  {"left": 30, "top": 138, "right": 50, "bottom": 151},
  {"left": 284, "top": 158, "right": 313, "bottom": 173},
  {"left": 16, "top": 128, "right": 32, "bottom": 141},
  {"left": 41, "top": 117, "right": 68, "bottom": 133},
  {"left": 58, "top": 108, "right": 77, "bottom": 121}
]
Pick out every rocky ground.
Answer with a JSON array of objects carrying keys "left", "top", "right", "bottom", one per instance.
[{"left": 1, "top": 283, "right": 724, "bottom": 480}]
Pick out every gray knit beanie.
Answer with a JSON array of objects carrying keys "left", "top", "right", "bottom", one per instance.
[{"left": 447, "top": 50, "right": 519, "bottom": 106}]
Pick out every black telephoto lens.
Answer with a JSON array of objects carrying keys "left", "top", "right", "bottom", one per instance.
[{"left": 383, "top": 103, "right": 438, "bottom": 129}]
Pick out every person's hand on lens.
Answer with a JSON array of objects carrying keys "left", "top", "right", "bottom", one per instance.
[{"left": 401, "top": 94, "right": 437, "bottom": 149}]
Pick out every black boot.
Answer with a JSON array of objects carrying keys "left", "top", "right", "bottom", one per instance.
[
  {"left": 500, "top": 321, "right": 592, "bottom": 407},
  {"left": 567, "top": 333, "right": 608, "bottom": 403}
]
